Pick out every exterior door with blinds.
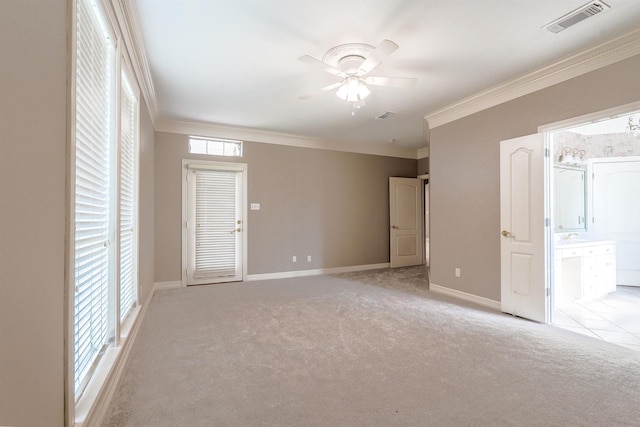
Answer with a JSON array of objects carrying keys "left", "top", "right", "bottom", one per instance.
[{"left": 185, "top": 163, "right": 245, "bottom": 285}]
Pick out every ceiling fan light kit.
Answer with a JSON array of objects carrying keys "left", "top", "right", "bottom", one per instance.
[
  {"left": 299, "top": 39, "right": 417, "bottom": 113},
  {"left": 335, "top": 76, "right": 370, "bottom": 102}
]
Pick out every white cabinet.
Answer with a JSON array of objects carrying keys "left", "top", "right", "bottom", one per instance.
[{"left": 555, "top": 241, "right": 616, "bottom": 303}]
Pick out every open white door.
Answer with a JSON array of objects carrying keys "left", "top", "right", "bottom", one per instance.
[
  {"left": 500, "top": 134, "right": 551, "bottom": 323},
  {"left": 390, "top": 177, "right": 423, "bottom": 268}
]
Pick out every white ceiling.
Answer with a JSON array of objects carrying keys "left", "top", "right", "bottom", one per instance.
[{"left": 133, "top": 0, "right": 640, "bottom": 150}]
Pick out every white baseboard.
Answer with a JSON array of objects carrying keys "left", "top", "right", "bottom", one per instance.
[
  {"left": 154, "top": 280, "right": 182, "bottom": 289},
  {"left": 246, "top": 263, "right": 390, "bottom": 281},
  {"left": 430, "top": 283, "right": 501, "bottom": 311}
]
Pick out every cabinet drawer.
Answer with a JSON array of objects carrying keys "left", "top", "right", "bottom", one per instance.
[
  {"left": 584, "top": 245, "right": 615, "bottom": 256},
  {"left": 562, "top": 247, "right": 584, "bottom": 258}
]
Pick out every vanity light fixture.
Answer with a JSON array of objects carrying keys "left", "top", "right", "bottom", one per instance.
[{"left": 558, "top": 147, "right": 586, "bottom": 166}]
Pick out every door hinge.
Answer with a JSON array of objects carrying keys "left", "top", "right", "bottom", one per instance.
[
  {"left": 545, "top": 217, "right": 550, "bottom": 227},
  {"left": 546, "top": 287, "right": 550, "bottom": 297},
  {"left": 544, "top": 148, "right": 550, "bottom": 158}
]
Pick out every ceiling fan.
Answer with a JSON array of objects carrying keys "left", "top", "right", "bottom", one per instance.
[{"left": 298, "top": 39, "right": 417, "bottom": 112}]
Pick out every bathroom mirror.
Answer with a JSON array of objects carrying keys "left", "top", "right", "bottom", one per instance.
[{"left": 554, "top": 166, "right": 586, "bottom": 232}]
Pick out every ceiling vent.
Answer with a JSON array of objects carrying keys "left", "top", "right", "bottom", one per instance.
[
  {"left": 375, "top": 111, "right": 397, "bottom": 120},
  {"left": 545, "top": 1, "right": 610, "bottom": 33}
]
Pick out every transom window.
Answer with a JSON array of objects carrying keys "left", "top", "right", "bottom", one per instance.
[{"left": 189, "top": 136, "right": 243, "bottom": 157}]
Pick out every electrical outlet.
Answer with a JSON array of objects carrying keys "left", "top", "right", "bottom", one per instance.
[
  {"left": 307, "top": 255, "right": 312, "bottom": 262},
  {"left": 455, "top": 268, "right": 461, "bottom": 278},
  {"left": 292, "top": 256, "right": 297, "bottom": 263}
]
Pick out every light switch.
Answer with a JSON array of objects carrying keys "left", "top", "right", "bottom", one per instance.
[{"left": 250, "top": 203, "right": 260, "bottom": 211}]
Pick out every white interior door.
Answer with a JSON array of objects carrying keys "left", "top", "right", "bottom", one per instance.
[
  {"left": 184, "top": 163, "right": 245, "bottom": 285},
  {"left": 591, "top": 158, "right": 640, "bottom": 286},
  {"left": 500, "top": 134, "right": 550, "bottom": 323},
  {"left": 390, "top": 177, "right": 423, "bottom": 268}
]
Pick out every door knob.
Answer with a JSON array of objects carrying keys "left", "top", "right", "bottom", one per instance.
[
  {"left": 501, "top": 230, "right": 512, "bottom": 237},
  {"left": 392, "top": 225, "right": 399, "bottom": 229}
]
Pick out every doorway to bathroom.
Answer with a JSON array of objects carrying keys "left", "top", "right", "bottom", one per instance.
[{"left": 548, "top": 106, "right": 640, "bottom": 351}]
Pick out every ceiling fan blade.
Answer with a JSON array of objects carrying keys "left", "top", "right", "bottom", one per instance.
[
  {"left": 358, "top": 39, "right": 399, "bottom": 75},
  {"left": 298, "top": 55, "right": 346, "bottom": 77},
  {"left": 298, "top": 81, "right": 344, "bottom": 100},
  {"left": 321, "top": 81, "right": 344, "bottom": 91},
  {"left": 364, "top": 76, "right": 417, "bottom": 88}
]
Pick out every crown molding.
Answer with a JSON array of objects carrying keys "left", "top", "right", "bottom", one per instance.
[
  {"left": 112, "top": 0, "right": 158, "bottom": 125},
  {"left": 425, "top": 29, "right": 640, "bottom": 129},
  {"left": 417, "top": 147, "right": 429, "bottom": 159},
  {"left": 156, "top": 118, "right": 419, "bottom": 159}
]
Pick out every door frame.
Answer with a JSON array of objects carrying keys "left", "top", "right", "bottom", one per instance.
[
  {"left": 538, "top": 100, "right": 640, "bottom": 318},
  {"left": 181, "top": 159, "right": 248, "bottom": 286}
]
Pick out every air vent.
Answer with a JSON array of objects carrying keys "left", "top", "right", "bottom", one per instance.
[
  {"left": 545, "top": 1, "right": 610, "bottom": 33},
  {"left": 375, "top": 111, "right": 397, "bottom": 120}
]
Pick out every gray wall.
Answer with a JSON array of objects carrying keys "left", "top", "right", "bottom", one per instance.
[
  {"left": 0, "top": 1, "right": 67, "bottom": 425},
  {"left": 154, "top": 132, "right": 417, "bottom": 282},
  {"left": 0, "top": 2, "right": 155, "bottom": 424},
  {"left": 429, "top": 54, "right": 640, "bottom": 302}
]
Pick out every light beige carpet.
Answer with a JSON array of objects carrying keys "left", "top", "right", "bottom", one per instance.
[{"left": 103, "top": 267, "right": 640, "bottom": 426}]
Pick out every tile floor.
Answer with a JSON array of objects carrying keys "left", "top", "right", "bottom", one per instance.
[{"left": 554, "top": 285, "right": 640, "bottom": 352}]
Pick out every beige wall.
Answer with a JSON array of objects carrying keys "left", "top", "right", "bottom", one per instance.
[
  {"left": 0, "top": 1, "right": 67, "bottom": 425},
  {"left": 429, "top": 54, "right": 640, "bottom": 301},
  {"left": 154, "top": 132, "right": 417, "bottom": 282}
]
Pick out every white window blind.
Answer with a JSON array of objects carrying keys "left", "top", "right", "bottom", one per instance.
[
  {"left": 73, "top": 0, "right": 115, "bottom": 394},
  {"left": 194, "top": 169, "right": 237, "bottom": 278},
  {"left": 119, "top": 72, "right": 138, "bottom": 322}
]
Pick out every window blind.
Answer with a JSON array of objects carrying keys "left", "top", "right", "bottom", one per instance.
[
  {"left": 194, "top": 169, "right": 237, "bottom": 278},
  {"left": 119, "top": 73, "right": 138, "bottom": 322},
  {"left": 73, "top": 0, "right": 114, "bottom": 395}
]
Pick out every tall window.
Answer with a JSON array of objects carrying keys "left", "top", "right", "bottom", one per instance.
[
  {"left": 73, "top": 0, "right": 115, "bottom": 395},
  {"left": 119, "top": 70, "right": 139, "bottom": 323},
  {"left": 72, "top": 0, "right": 140, "bottom": 398}
]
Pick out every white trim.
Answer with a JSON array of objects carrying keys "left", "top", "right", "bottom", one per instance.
[
  {"left": 157, "top": 118, "right": 419, "bottom": 160},
  {"left": 154, "top": 281, "right": 183, "bottom": 289},
  {"left": 426, "top": 29, "right": 640, "bottom": 129},
  {"left": 246, "top": 263, "right": 390, "bottom": 281},
  {"left": 429, "top": 283, "right": 501, "bottom": 311},
  {"left": 74, "top": 282, "right": 155, "bottom": 427},
  {"left": 538, "top": 100, "right": 640, "bottom": 133},
  {"left": 417, "top": 147, "right": 429, "bottom": 159},
  {"left": 417, "top": 174, "right": 429, "bottom": 180},
  {"left": 111, "top": 0, "right": 158, "bottom": 124}
]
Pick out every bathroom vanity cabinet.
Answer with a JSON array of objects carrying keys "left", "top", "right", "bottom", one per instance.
[{"left": 554, "top": 240, "right": 616, "bottom": 303}]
